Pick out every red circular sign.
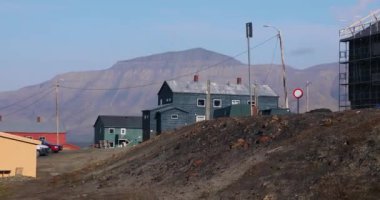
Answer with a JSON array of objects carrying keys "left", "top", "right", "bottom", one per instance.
[{"left": 293, "top": 88, "right": 303, "bottom": 99}]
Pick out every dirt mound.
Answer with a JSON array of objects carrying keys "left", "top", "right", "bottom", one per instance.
[{"left": 2, "top": 109, "right": 380, "bottom": 199}]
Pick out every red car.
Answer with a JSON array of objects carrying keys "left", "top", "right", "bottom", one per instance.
[{"left": 41, "top": 140, "right": 63, "bottom": 153}]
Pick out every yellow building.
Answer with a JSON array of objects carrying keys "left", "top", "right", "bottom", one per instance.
[{"left": 0, "top": 132, "right": 40, "bottom": 178}]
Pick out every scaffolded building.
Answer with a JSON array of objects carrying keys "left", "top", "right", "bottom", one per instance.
[{"left": 339, "top": 10, "right": 380, "bottom": 110}]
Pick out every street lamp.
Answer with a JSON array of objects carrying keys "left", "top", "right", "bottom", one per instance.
[{"left": 263, "top": 25, "right": 289, "bottom": 109}]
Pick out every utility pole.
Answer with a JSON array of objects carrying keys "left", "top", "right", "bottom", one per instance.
[
  {"left": 278, "top": 30, "right": 289, "bottom": 109},
  {"left": 254, "top": 83, "right": 259, "bottom": 114},
  {"left": 55, "top": 80, "right": 60, "bottom": 145},
  {"left": 246, "top": 22, "right": 253, "bottom": 116},
  {"left": 263, "top": 25, "right": 288, "bottom": 109},
  {"left": 306, "top": 81, "right": 312, "bottom": 112},
  {"left": 206, "top": 80, "right": 211, "bottom": 120}
]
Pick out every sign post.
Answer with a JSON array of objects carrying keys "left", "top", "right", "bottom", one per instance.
[
  {"left": 293, "top": 88, "right": 304, "bottom": 114},
  {"left": 246, "top": 22, "right": 253, "bottom": 116}
]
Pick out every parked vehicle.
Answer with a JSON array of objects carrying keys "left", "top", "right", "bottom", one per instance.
[
  {"left": 36, "top": 144, "right": 50, "bottom": 157},
  {"left": 40, "top": 140, "right": 63, "bottom": 153}
]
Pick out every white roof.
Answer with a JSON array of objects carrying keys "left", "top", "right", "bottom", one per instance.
[{"left": 165, "top": 80, "right": 278, "bottom": 97}]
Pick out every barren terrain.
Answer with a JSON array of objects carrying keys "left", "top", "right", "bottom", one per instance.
[{"left": 1, "top": 109, "right": 380, "bottom": 199}]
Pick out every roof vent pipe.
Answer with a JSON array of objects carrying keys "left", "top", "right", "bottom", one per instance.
[
  {"left": 0, "top": 115, "right": 2, "bottom": 122},
  {"left": 37, "top": 116, "right": 42, "bottom": 123},
  {"left": 194, "top": 75, "right": 199, "bottom": 82},
  {"left": 237, "top": 77, "right": 242, "bottom": 85}
]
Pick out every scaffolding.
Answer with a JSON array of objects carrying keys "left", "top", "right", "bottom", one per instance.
[{"left": 339, "top": 10, "right": 380, "bottom": 110}]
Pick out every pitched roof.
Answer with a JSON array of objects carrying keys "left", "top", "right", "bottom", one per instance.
[
  {"left": 95, "top": 116, "right": 142, "bottom": 129},
  {"left": 144, "top": 104, "right": 189, "bottom": 113},
  {"left": 0, "top": 132, "right": 41, "bottom": 145},
  {"left": 165, "top": 80, "right": 278, "bottom": 97}
]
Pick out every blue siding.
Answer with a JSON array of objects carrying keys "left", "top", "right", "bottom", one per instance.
[
  {"left": 160, "top": 109, "right": 189, "bottom": 132},
  {"left": 172, "top": 93, "right": 252, "bottom": 122},
  {"left": 143, "top": 82, "right": 280, "bottom": 137}
]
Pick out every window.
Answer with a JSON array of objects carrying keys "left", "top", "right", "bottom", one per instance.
[
  {"left": 247, "top": 100, "right": 256, "bottom": 106},
  {"left": 144, "top": 115, "right": 149, "bottom": 120},
  {"left": 109, "top": 128, "right": 115, "bottom": 134},
  {"left": 171, "top": 114, "right": 179, "bottom": 119},
  {"left": 39, "top": 136, "right": 46, "bottom": 141},
  {"left": 213, "top": 99, "right": 222, "bottom": 107},
  {"left": 232, "top": 100, "right": 240, "bottom": 105},
  {"left": 196, "top": 115, "right": 206, "bottom": 122},
  {"left": 121, "top": 128, "right": 126, "bottom": 135},
  {"left": 197, "top": 98, "right": 205, "bottom": 107}
]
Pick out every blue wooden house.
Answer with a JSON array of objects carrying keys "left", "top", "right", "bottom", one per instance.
[
  {"left": 142, "top": 76, "right": 279, "bottom": 140},
  {"left": 94, "top": 115, "right": 142, "bottom": 147}
]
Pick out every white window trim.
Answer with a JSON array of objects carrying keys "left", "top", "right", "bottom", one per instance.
[
  {"left": 171, "top": 114, "right": 179, "bottom": 119},
  {"left": 197, "top": 98, "right": 206, "bottom": 107},
  {"left": 120, "top": 128, "right": 126, "bottom": 135},
  {"left": 232, "top": 100, "right": 240, "bottom": 105},
  {"left": 109, "top": 128, "right": 115, "bottom": 134},
  {"left": 213, "top": 99, "right": 222, "bottom": 108}
]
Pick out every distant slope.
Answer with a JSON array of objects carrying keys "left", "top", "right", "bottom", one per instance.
[
  {"left": 0, "top": 48, "right": 338, "bottom": 144},
  {"left": 4, "top": 109, "right": 380, "bottom": 199}
]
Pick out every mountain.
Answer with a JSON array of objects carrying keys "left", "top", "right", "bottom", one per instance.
[{"left": 0, "top": 48, "right": 339, "bottom": 145}]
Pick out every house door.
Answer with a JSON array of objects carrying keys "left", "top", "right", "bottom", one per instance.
[
  {"left": 115, "top": 134, "right": 119, "bottom": 146},
  {"left": 156, "top": 112, "right": 162, "bottom": 135}
]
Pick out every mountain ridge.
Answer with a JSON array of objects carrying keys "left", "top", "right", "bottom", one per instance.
[{"left": 0, "top": 48, "right": 339, "bottom": 145}]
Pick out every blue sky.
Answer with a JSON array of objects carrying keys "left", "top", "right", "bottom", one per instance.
[{"left": 0, "top": 0, "right": 379, "bottom": 91}]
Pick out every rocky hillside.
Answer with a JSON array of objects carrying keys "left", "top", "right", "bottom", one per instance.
[
  {"left": 0, "top": 48, "right": 339, "bottom": 144},
  {"left": 2, "top": 109, "right": 380, "bottom": 199}
]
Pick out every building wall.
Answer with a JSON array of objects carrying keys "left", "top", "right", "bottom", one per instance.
[
  {"left": 157, "top": 82, "right": 173, "bottom": 105},
  {"left": 122, "top": 129, "right": 143, "bottom": 146},
  {"left": 98, "top": 127, "right": 142, "bottom": 147},
  {"left": 94, "top": 122, "right": 105, "bottom": 144},
  {"left": 348, "top": 33, "right": 380, "bottom": 108},
  {"left": 0, "top": 135, "right": 39, "bottom": 177},
  {"left": 258, "top": 96, "right": 279, "bottom": 110},
  {"left": 172, "top": 92, "right": 253, "bottom": 122},
  {"left": 143, "top": 108, "right": 188, "bottom": 137},
  {"left": 159, "top": 109, "right": 189, "bottom": 133},
  {"left": 147, "top": 85, "right": 279, "bottom": 136},
  {"left": 142, "top": 110, "right": 151, "bottom": 141},
  {"left": 7, "top": 132, "right": 66, "bottom": 145}
]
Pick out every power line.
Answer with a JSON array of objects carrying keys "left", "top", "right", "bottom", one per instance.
[
  {"left": 2, "top": 88, "right": 55, "bottom": 116},
  {"left": 263, "top": 36, "right": 279, "bottom": 84},
  {"left": 60, "top": 34, "right": 278, "bottom": 91},
  {"left": 0, "top": 86, "right": 54, "bottom": 111}
]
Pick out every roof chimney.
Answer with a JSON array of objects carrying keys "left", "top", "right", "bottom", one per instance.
[
  {"left": 37, "top": 116, "right": 42, "bottom": 123},
  {"left": 237, "top": 77, "right": 242, "bottom": 85},
  {"left": 193, "top": 75, "right": 199, "bottom": 82}
]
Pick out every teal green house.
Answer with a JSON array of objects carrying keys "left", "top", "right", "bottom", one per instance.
[{"left": 94, "top": 116, "right": 142, "bottom": 147}]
